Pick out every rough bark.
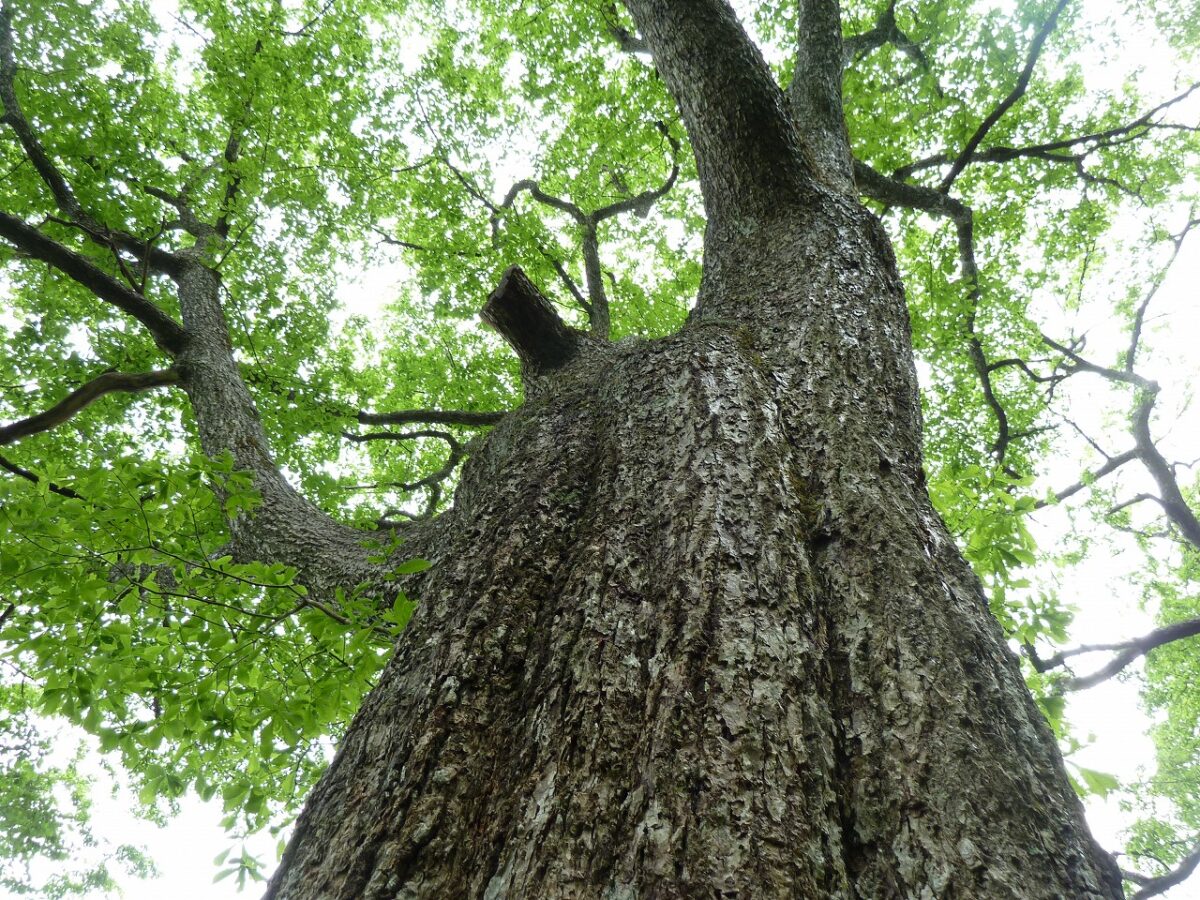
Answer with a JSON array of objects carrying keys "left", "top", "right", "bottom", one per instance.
[
  {"left": 262, "top": 199, "right": 1120, "bottom": 896},
  {"left": 227, "top": 1, "right": 1124, "bottom": 897},
  {"left": 173, "top": 250, "right": 393, "bottom": 600}
]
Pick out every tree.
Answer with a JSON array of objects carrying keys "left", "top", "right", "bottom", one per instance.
[{"left": 0, "top": 0, "right": 1197, "bottom": 896}]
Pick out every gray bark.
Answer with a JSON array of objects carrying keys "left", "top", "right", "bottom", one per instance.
[
  {"left": 156, "top": 1, "right": 1128, "bottom": 896},
  {"left": 257, "top": 3, "right": 1121, "bottom": 893}
]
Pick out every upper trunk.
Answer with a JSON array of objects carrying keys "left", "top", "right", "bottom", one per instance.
[{"left": 253, "top": 1, "right": 1120, "bottom": 896}]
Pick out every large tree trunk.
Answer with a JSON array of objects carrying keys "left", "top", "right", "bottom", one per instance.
[
  {"left": 260, "top": 2, "right": 1122, "bottom": 897},
  {"left": 263, "top": 212, "right": 1120, "bottom": 900}
]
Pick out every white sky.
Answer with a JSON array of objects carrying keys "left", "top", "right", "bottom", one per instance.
[{"left": 4, "top": 0, "right": 1199, "bottom": 897}]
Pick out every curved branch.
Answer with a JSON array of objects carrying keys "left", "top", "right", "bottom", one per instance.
[
  {"left": 1128, "top": 212, "right": 1198, "bottom": 372},
  {"left": 853, "top": 160, "right": 1014, "bottom": 460},
  {"left": 1131, "top": 840, "right": 1200, "bottom": 899},
  {"left": 0, "top": 368, "right": 180, "bottom": 446},
  {"left": 938, "top": 0, "right": 1071, "bottom": 193},
  {"left": 0, "top": 450, "right": 83, "bottom": 498},
  {"left": 1029, "top": 617, "right": 1200, "bottom": 691},
  {"left": 1035, "top": 447, "right": 1140, "bottom": 508},
  {"left": 843, "top": 0, "right": 934, "bottom": 76},
  {"left": 0, "top": 210, "right": 187, "bottom": 353},
  {"left": 494, "top": 127, "right": 678, "bottom": 341}
]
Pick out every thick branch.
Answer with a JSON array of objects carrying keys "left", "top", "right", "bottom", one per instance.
[
  {"left": 0, "top": 210, "right": 187, "bottom": 353},
  {"left": 0, "top": 369, "right": 179, "bottom": 446},
  {"left": 481, "top": 266, "right": 582, "bottom": 373},
  {"left": 938, "top": 0, "right": 1071, "bottom": 192},
  {"left": 1131, "top": 840, "right": 1200, "bottom": 899},
  {"left": 843, "top": 0, "right": 933, "bottom": 75},
  {"left": 622, "top": 0, "right": 811, "bottom": 231},
  {"left": 789, "top": 0, "right": 854, "bottom": 191},
  {"left": 1132, "top": 390, "right": 1200, "bottom": 549},
  {"left": 1041, "top": 332, "right": 1200, "bottom": 547}
]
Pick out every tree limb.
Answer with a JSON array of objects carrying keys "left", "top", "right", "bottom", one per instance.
[
  {"left": 894, "top": 81, "right": 1200, "bottom": 181},
  {"left": 356, "top": 408, "right": 506, "bottom": 428},
  {"left": 843, "top": 0, "right": 935, "bottom": 78},
  {"left": 853, "top": 159, "right": 1015, "bottom": 461},
  {"left": 0, "top": 210, "right": 187, "bottom": 353},
  {"left": 1035, "top": 448, "right": 1140, "bottom": 508},
  {"left": 0, "top": 3, "right": 183, "bottom": 276},
  {"left": 494, "top": 127, "right": 678, "bottom": 339},
  {"left": 938, "top": 0, "right": 1071, "bottom": 193},
  {"left": 1031, "top": 617, "right": 1200, "bottom": 691},
  {"left": 1131, "top": 840, "right": 1200, "bottom": 899},
  {"left": 622, "top": 0, "right": 812, "bottom": 232},
  {"left": 1128, "top": 212, "right": 1198, "bottom": 372},
  {"left": 0, "top": 368, "right": 180, "bottom": 446},
  {"left": 788, "top": 0, "right": 853, "bottom": 191},
  {"left": 0, "top": 450, "right": 83, "bottom": 498}
]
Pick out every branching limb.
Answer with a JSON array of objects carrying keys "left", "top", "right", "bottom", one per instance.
[
  {"left": 0, "top": 3, "right": 183, "bottom": 276},
  {"left": 0, "top": 210, "right": 187, "bottom": 353},
  {"left": 0, "top": 368, "right": 180, "bottom": 446},
  {"left": 341, "top": 429, "right": 466, "bottom": 519},
  {"left": 1130, "top": 840, "right": 1200, "bottom": 899},
  {"left": 1035, "top": 447, "right": 1140, "bottom": 508},
  {"left": 938, "top": 0, "right": 1071, "bottom": 193},
  {"left": 1027, "top": 617, "right": 1200, "bottom": 690},
  {"left": 494, "top": 127, "right": 678, "bottom": 339},
  {"left": 853, "top": 159, "right": 1015, "bottom": 460},
  {"left": 1039, "top": 341, "right": 1200, "bottom": 547},
  {"left": 1128, "top": 212, "right": 1199, "bottom": 372},
  {"left": 843, "top": 0, "right": 935, "bottom": 81},
  {"left": 894, "top": 81, "right": 1200, "bottom": 181}
]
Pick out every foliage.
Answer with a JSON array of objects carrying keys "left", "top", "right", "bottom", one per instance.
[{"left": 0, "top": 0, "right": 1197, "bottom": 894}]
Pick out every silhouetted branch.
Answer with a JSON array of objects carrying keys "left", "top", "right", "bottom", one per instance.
[
  {"left": 1027, "top": 617, "right": 1200, "bottom": 690},
  {"left": 843, "top": 0, "right": 935, "bottom": 80},
  {"left": 356, "top": 408, "right": 506, "bottom": 428},
  {"left": 1130, "top": 839, "right": 1200, "bottom": 899},
  {"left": 0, "top": 210, "right": 187, "bottom": 353},
  {"left": 1128, "top": 212, "right": 1199, "bottom": 371},
  {"left": 1035, "top": 448, "right": 1140, "bottom": 508},
  {"left": 0, "top": 450, "right": 83, "bottom": 498},
  {"left": 938, "top": 0, "right": 1070, "bottom": 192},
  {"left": 853, "top": 159, "right": 1016, "bottom": 460},
  {"left": 894, "top": 82, "right": 1200, "bottom": 181},
  {"left": 0, "top": 369, "right": 180, "bottom": 446}
]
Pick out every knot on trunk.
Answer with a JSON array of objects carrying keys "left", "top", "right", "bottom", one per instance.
[{"left": 482, "top": 267, "right": 583, "bottom": 381}]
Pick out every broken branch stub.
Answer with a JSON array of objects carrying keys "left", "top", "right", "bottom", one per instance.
[{"left": 482, "top": 266, "right": 582, "bottom": 375}]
